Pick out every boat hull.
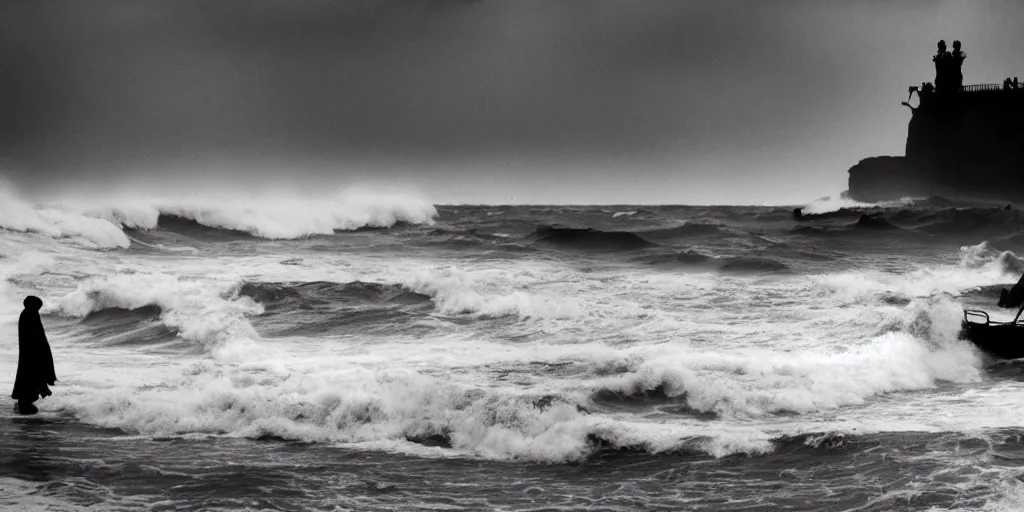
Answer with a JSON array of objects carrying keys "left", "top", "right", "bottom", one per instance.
[{"left": 960, "top": 320, "right": 1024, "bottom": 359}]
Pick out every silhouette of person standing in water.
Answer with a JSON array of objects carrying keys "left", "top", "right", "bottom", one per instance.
[{"left": 11, "top": 296, "right": 56, "bottom": 415}]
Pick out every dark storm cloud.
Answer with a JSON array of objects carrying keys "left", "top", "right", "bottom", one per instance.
[
  {"left": 1, "top": 1, "right": 852, "bottom": 171},
  {"left": 3, "top": 1, "right": 1024, "bottom": 203}
]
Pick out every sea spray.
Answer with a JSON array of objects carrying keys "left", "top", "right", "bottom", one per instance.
[
  {"left": 49, "top": 273, "right": 264, "bottom": 351},
  {"left": 81, "top": 188, "right": 438, "bottom": 238},
  {"left": 0, "top": 186, "right": 130, "bottom": 248},
  {"left": 0, "top": 187, "right": 438, "bottom": 246}
]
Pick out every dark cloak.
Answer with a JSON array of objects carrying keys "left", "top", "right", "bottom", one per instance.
[{"left": 11, "top": 296, "right": 57, "bottom": 403}]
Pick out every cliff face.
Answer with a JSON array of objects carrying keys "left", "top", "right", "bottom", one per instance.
[{"left": 848, "top": 90, "right": 1024, "bottom": 202}]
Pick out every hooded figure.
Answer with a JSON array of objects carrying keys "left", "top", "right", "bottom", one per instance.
[{"left": 11, "top": 296, "right": 56, "bottom": 415}]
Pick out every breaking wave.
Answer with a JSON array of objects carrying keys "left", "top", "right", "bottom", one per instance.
[
  {"left": 10, "top": 200, "right": 1024, "bottom": 471},
  {"left": 0, "top": 187, "right": 437, "bottom": 248},
  {"left": 87, "top": 189, "right": 438, "bottom": 239},
  {"left": 0, "top": 186, "right": 131, "bottom": 248},
  {"left": 238, "top": 281, "right": 430, "bottom": 311},
  {"left": 47, "top": 273, "right": 264, "bottom": 353},
  {"left": 41, "top": 292, "right": 986, "bottom": 463},
  {"left": 585, "top": 296, "right": 980, "bottom": 419},
  {"left": 235, "top": 281, "right": 434, "bottom": 335},
  {"left": 960, "top": 241, "right": 1024, "bottom": 276}
]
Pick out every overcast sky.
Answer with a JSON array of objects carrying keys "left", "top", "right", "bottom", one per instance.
[{"left": 2, "top": 0, "right": 1023, "bottom": 204}]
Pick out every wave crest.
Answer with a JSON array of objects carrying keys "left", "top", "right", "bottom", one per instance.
[
  {"left": 0, "top": 187, "right": 129, "bottom": 248},
  {"left": 49, "top": 273, "right": 263, "bottom": 351},
  {"left": 88, "top": 188, "right": 437, "bottom": 239},
  {"left": 586, "top": 297, "right": 979, "bottom": 418},
  {"left": 960, "top": 242, "right": 1024, "bottom": 276},
  {"left": 1, "top": 187, "right": 437, "bottom": 247}
]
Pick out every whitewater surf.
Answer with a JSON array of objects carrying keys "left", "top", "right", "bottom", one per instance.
[{"left": 3, "top": 191, "right": 1024, "bottom": 510}]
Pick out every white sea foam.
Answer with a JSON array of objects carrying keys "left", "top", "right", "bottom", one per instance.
[
  {"left": 799, "top": 194, "right": 920, "bottom": 215},
  {"left": 6, "top": 202, "right": 1022, "bottom": 467},
  {"left": 79, "top": 187, "right": 438, "bottom": 238},
  {"left": 960, "top": 241, "right": 1024, "bottom": 275},
  {"left": 585, "top": 296, "right": 981, "bottom": 418},
  {"left": 799, "top": 195, "right": 878, "bottom": 215},
  {"left": 0, "top": 186, "right": 438, "bottom": 247},
  {"left": 395, "top": 266, "right": 587, "bottom": 319},
  {"left": 32, "top": 265, "right": 992, "bottom": 463},
  {"left": 815, "top": 244, "right": 1019, "bottom": 304},
  {"left": 46, "top": 357, "right": 778, "bottom": 462},
  {"left": 0, "top": 186, "right": 130, "bottom": 248},
  {"left": 48, "top": 272, "right": 264, "bottom": 352}
]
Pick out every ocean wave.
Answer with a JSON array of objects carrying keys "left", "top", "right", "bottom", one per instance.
[
  {"left": 795, "top": 201, "right": 1024, "bottom": 240},
  {"left": 0, "top": 186, "right": 130, "bottom": 249},
  {"left": 235, "top": 281, "right": 434, "bottom": 335},
  {"left": 77, "top": 305, "right": 180, "bottom": 346},
  {"left": 236, "top": 266, "right": 586, "bottom": 324},
  {"left": 2, "top": 188, "right": 437, "bottom": 248},
  {"left": 639, "top": 251, "right": 790, "bottom": 273},
  {"left": 420, "top": 227, "right": 527, "bottom": 250},
  {"left": 47, "top": 361, "right": 780, "bottom": 462},
  {"left": 797, "top": 195, "right": 949, "bottom": 216},
  {"left": 639, "top": 222, "right": 727, "bottom": 239},
  {"left": 853, "top": 213, "right": 902, "bottom": 231},
  {"left": 532, "top": 226, "right": 655, "bottom": 251},
  {"left": 32, "top": 283, "right": 989, "bottom": 464},
  {"left": 397, "top": 266, "right": 585, "bottom": 319},
  {"left": 718, "top": 256, "right": 790, "bottom": 273},
  {"left": 912, "top": 207, "right": 1024, "bottom": 235},
  {"left": 48, "top": 273, "right": 264, "bottom": 352},
  {"left": 960, "top": 242, "right": 1024, "bottom": 276},
  {"left": 238, "top": 281, "right": 430, "bottom": 311},
  {"left": 640, "top": 250, "right": 713, "bottom": 266},
  {"left": 584, "top": 297, "right": 980, "bottom": 418},
  {"left": 86, "top": 188, "right": 438, "bottom": 239},
  {"left": 800, "top": 196, "right": 876, "bottom": 215},
  {"left": 791, "top": 214, "right": 909, "bottom": 237},
  {"left": 43, "top": 313, "right": 981, "bottom": 465}
]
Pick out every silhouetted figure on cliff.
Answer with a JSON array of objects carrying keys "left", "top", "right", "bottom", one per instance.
[
  {"left": 1015, "top": 77, "right": 1021, "bottom": 90},
  {"left": 950, "top": 40, "right": 965, "bottom": 90},
  {"left": 11, "top": 296, "right": 56, "bottom": 415},
  {"left": 905, "top": 83, "right": 934, "bottom": 110},
  {"left": 933, "top": 40, "right": 966, "bottom": 94},
  {"left": 933, "top": 40, "right": 952, "bottom": 93}
]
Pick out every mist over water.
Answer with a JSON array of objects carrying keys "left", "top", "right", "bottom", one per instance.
[{"left": 3, "top": 187, "right": 1024, "bottom": 509}]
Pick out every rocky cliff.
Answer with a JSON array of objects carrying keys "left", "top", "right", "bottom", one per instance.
[{"left": 847, "top": 89, "right": 1024, "bottom": 202}]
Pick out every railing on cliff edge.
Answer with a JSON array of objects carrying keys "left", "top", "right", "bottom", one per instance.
[
  {"left": 959, "top": 84, "right": 1006, "bottom": 93},
  {"left": 909, "top": 83, "right": 1022, "bottom": 97}
]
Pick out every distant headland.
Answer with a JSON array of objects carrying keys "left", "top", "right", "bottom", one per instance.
[{"left": 846, "top": 40, "right": 1024, "bottom": 202}]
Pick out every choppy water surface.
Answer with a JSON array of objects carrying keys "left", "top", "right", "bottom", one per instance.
[{"left": 4, "top": 194, "right": 1024, "bottom": 510}]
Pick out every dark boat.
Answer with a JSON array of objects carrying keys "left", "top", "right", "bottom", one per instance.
[{"left": 960, "top": 308, "right": 1024, "bottom": 359}]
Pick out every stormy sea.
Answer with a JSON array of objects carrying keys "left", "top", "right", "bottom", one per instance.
[{"left": 5, "top": 190, "right": 1024, "bottom": 511}]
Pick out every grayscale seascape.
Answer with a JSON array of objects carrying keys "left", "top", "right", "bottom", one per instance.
[{"left": 4, "top": 200, "right": 1024, "bottom": 510}]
